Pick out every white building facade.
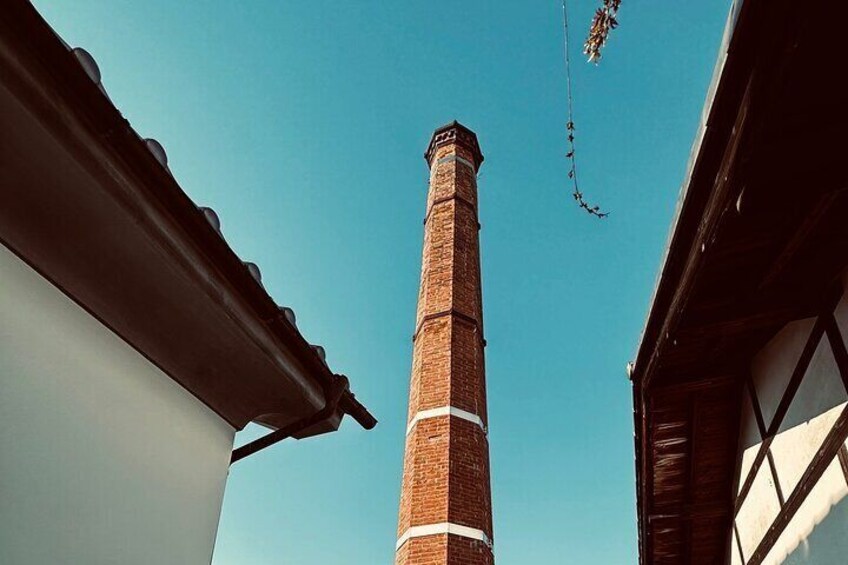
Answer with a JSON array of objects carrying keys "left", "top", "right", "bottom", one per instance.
[
  {"left": 1, "top": 245, "right": 235, "bottom": 564},
  {"left": 0, "top": 2, "right": 374, "bottom": 563}
]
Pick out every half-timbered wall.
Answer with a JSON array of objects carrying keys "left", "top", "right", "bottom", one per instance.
[{"left": 731, "top": 282, "right": 848, "bottom": 564}]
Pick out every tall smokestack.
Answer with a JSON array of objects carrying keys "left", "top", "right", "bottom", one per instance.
[{"left": 395, "top": 121, "right": 494, "bottom": 565}]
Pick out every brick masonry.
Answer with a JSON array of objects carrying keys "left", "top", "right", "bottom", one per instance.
[{"left": 396, "top": 122, "right": 494, "bottom": 565}]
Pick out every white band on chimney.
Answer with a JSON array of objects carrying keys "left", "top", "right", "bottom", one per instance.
[
  {"left": 436, "top": 154, "right": 476, "bottom": 170},
  {"left": 406, "top": 406, "right": 486, "bottom": 436},
  {"left": 396, "top": 522, "right": 492, "bottom": 550}
]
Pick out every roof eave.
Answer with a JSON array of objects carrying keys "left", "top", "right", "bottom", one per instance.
[{"left": 0, "top": 0, "right": 375, "bottom": 435}]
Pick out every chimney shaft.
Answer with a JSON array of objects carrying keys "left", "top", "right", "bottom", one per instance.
[{"left": 395, "top": 122, "right": 494, "bottom": 565}]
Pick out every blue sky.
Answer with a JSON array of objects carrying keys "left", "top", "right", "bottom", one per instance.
[{"left": 35, "top": 1, "right": 730, "bottom": 562}]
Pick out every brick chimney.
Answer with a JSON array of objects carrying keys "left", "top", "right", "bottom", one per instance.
[{"left": 395, "top": 122, "right": 494, "bottom": 565}]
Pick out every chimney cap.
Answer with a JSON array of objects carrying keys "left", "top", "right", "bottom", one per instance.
[{"left": 424, "top": 120, "right": 484, "bottom": 170}]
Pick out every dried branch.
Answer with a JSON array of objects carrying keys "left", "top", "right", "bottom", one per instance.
[{"left": 584, "top": 0, "right": 621, "bottom": 63}]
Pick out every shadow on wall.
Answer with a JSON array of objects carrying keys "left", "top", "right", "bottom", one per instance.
[{"left": 783, "top": 494, "right": 848, "bottom": 564}]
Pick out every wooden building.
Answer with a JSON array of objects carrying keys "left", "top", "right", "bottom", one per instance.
[
  {"left": 631, "top": 0, "right": 848, "bottom": 563},
  {"left": 0, "top": 2, "right": 374, "bottom": 563}
]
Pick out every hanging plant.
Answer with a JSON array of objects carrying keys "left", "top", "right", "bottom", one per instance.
[
  {"left": 561, "top": 0, "right": 610, "bottom": 218},
  {"left": 584, "top": 0, "right": 622, "bottom": 63},
  {"left": 564, "top": 120, "right": 608, "bottom": 218}
]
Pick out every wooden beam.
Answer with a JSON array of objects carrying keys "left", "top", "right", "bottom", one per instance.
[
  {"left": 651, "top": 374, "right": 738, "bottom": 398},
  {"left": 648, "top": 501, "right": 731, "bottom": 522},
  {"left": 640, "top": 74, "right": 756, "bottom": 391},
  {"left": 758, "top": 190, "right": 842, "bottom": 291}
]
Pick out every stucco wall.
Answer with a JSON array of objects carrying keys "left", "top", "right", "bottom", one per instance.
[
  {"left": 732, "top": 288, "right": 848, "bottom": 564},
  {"left": 0, "top": 244, "right": 235, "bottom": 565}
]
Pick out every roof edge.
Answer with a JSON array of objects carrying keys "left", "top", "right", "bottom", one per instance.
[{"left": 2, "top": 0, "right": 376, "bottom": 434}]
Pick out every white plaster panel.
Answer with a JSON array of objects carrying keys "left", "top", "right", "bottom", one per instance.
[
  {"left": 770, "top": 404, "right": 844, "bottom": 501},
  {"left": 0, "top": 245, "right": 236, "bottom": 565},
  {"left": 736, "top": 454, "right": 782, "bottom": 559},
  {"left": 769, "top": 338, "right": 847, "bottom": 495},
  {"left": 731, "top": 527, "right": 744, "bottom": 565},
  {"left": 751, "top": 318, "right": 816, "bottom": 431},
  {"left": 738, "top": 386, "right": 763, "bottom": 489},
  {"left": 763, "top": 459, "right": 848, "bottom": 565},
  {"left": 777, "top": 337, "right": 846, "bottom": 434}
]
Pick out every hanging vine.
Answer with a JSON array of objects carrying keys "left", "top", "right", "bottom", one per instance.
[{"left": 561, "top": 0, "right": 610, "bottom": 218}]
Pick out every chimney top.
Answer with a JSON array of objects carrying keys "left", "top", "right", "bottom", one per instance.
[{"left": 424, "top": 120, "right": 484, "bottom": 171}]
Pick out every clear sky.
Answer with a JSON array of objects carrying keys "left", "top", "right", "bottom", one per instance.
[{"left": 34, "top": 1, "right": 731, "bottom": 562}]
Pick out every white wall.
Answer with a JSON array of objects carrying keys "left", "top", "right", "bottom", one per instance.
[
  {"left": 0, "top": 244, "right": 236, "bottom": 565},
  {"left": 732, "top": 287, "right": 848, "bottom": 564}
]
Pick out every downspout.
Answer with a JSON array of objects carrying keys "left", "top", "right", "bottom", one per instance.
[{"left": 230, "top": 374, "right": 350, "bottom": 465}]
